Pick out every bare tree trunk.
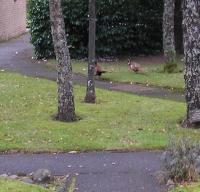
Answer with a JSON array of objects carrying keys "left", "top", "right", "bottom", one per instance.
[
  {"left": 85, "top": 0, "right": 96, "bottom": 103},
  {"left": 175, "top": 0, "right": 184, "bottom": 54},
  {"left": 49, "top": 0, "right": 76, "bottom": 122},
  {"left": 183, "top": 0, "right": 200, "bottom": 127},
  {"left": 163, "top": 0, "right": 176, "bottom": 65}
]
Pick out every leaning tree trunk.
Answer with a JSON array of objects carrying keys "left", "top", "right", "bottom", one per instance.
[
  {"left": 85, "top": 0, "right": 96, "bottom": 103},
  {"left": 49, "top": 0, "right": 76, "bottom": 122},
  {"left": 163, "top": 0, "right": 176, "bottom": 64},
  {"left": 183, "top": 0, "right": 200, "bottom": 127}
]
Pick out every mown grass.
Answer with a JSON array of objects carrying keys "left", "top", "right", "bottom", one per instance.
[
  {"left": 68, "top": 177, "right": 77, "bottom": 192},
  {"left": 0, "top": 72, "right": 198, "bottom": 153},
  {"left": 46, "top": 58, "right": 184, "bottom": 91},
  {"left": 171, "top": 183, "right": 200, "bottom": 192},
  {"left": 0, "top": 179, "right": 50, "bottom": 192}
]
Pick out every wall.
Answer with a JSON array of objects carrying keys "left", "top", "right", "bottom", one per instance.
[{"left": 0, "top": 0, "right": 26, "bottom": 41}]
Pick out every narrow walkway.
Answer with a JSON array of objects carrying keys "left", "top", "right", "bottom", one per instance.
[
  {"left": 0, "top": 34, "right": 184, "bottom": 102},
  {"left": 0, "top": 151, "right": 166, "bottom": 192}
]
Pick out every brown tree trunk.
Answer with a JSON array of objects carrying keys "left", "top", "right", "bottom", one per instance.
[
  {"left": 49, "top": 0, "right": 76, "bottom": 122},
  {"left": 183, "top": 0, "right": 200, "bottom": 127},
  {"left": 163, "top": 0, "right": 176, "bottom": 64},
  {"left": 85, "top": 0, "right": 96, "bottom": 103}
]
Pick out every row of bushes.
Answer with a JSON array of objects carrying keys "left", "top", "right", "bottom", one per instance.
[{"left": 29, "top": 0, "right": 164, "bottom": 59}]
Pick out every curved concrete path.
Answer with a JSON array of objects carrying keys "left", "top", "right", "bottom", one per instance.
[{"left": 0, "top": 34, "right": 184, "bottom": 102}]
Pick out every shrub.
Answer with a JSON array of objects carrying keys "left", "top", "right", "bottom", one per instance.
[
  {"left": 28, "top": 0, "right": 163, "bottom": 59},
  {"left": 161, "top": 138, "right": 200, "bottom": 183},
  {"left": 28, "top": 0, "right": 54, "bottom": 59},
  {"left": 164, "top": 62, "right": 178, "bottom": 73}
]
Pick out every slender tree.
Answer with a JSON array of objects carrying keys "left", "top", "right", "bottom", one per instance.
[
  {"left": 174, "top": 0, "right": 184, "bottom": 54},
  {"left": 183, "top": 0, "right": 200, "bottom": 127},
  {"left": 85, "top": 0, "right": 96, "bottom": 103},
  {"left": 163, "top": 0, "right": 177, "bottom": 72},
  {"left": 49, "top": 0, "right": 76, "bottom": 122}
]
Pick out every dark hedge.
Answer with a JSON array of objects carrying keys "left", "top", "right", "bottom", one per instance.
[{"left": 29, "top": 0, "right": 163, "bottom": 59}]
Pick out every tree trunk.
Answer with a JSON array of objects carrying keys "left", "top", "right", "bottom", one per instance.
[
  {"left": 163, "top": 0, "right": 176, "bottom": 64},
  {"left": 49, "top": 0, "right": 76, "bottom": 122},
  {"left": 175, "top": 0, "right": 184, "bottom": 54},
  {"left": 85, "top": 0, "right": 96, "bottom": 103},
  {"left": 183, "top": 0, "right": 200, "bottom": 127}
]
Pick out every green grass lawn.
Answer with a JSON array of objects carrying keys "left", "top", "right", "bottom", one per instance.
[
  {"left": 46, "top": 58, "right": 184, "bottom": 91},
  {"left": 0, "top": 179, "right": 49, "bottom": 192},
  {"left": 0, "top": 72, "right": 198, "bottom": 153},
  {"left": 171, "top": 183, "right": 200, "bottom": 192}
]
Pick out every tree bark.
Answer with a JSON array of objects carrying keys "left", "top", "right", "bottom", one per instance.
[
  {"left": 183, "top": 0, "right": 200, "bottom": 127},
  {"left": 85, "top": 0, "right": 96, "bottom": 103},
  {"left": 49, "top": 0, "right": 76, "bottom": 122},
  {"left": 163, "top": 0, "right": 176, "bottom": 63}
]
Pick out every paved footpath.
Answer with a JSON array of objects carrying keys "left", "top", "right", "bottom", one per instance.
[
  {"left": 0, "top": 152, "right": 166, "bottom": 192},
  {"left": 0, "top": 34, "right": 175, "bottom": 192}
]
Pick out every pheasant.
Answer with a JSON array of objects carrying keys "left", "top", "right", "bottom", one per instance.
[
  {"left": 95, "top": 62, "right": 107, "bottom": 77},
  {"left": 128, "top": 59, "right": 143, "bottom": 73}
]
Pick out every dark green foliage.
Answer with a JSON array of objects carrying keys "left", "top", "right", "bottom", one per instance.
[
  {"left": 29, "top": 0, "right": 163, "bottom": 59},
  {"left": 29, "top": 0, "right": 54, "bottom": 59},
  {"left": 164, "top": 62, "right": 178, "bottom": 73},
  {"left": 95, "top": 0, "right": 163, "bottom": 56}
]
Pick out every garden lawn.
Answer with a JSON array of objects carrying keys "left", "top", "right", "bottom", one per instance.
[
  {"left": 47, "top": 58, "right": 184, "bottom": 91},
  {"left": 0, "top": 72, "right": 197, "bottom": 153},
  {"left": 171, "top": 183, "right": 200, "bottom": 192},
  {"left": 0, "top": 179, "right": 49, "bottom": 192}
]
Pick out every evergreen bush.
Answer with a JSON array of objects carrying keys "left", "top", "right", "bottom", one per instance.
[{"left": 29, "top": 0, "right": 163, "bottom": 59}]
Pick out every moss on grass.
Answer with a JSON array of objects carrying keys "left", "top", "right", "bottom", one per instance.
[{"left": 0, "top": 179, "right": 49, "bottom": 192}]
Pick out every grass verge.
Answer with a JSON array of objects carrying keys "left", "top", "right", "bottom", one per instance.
[
  {"left": 68, "top": 177, "right": 77, "bottom": 192},
  {"left": 46, "top": 58, "right": 184, "bottom": 91},
  {"left": 171, "top": 183, "right": 200, "bottom": 192},
  {"left": 0, "top": 72, "right": 198, "bottom": 153},
  {"left": 0, "top": 179, "right": 49, "bottom": 192}
]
